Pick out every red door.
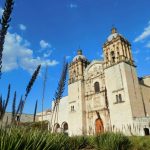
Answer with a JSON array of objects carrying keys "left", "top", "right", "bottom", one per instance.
[{"left": 95, "top": 118, "right": 104, "bottom": 134}]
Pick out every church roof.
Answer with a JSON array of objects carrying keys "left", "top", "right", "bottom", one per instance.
[
  {"left": 107, "top": 32, "right": 122, "bottom": 41},
  {"left": 107, "top": 27, "right": 122, "bottom": 42},
  {"left": 73, "top": 49, "right": 87, "bottom": 62}
]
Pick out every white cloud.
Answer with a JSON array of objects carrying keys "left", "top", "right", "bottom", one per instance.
[
  {"left": 133, "top": 49, "right": 140, "bottom": 54},
  {"left": 66, "top": 56, "right": 71, "bottom": 59},
  {"left": 43, "top": 50, "right": 52, "bottom": 58},
  {"left": 69, "top": 3, "right": 78, "bottom": 8},
  {"left": 0, "top": 7, "right": 4, "bottom": 17},
  {"left": 134, "top": 58, "right": 138, "bottom": 63},
  {"left": 146, "top": 41, "right": 150, "bottom": 48},
  {"left": 2, "top": 32, "right": 58, "bottom": 74},
  {"left": 100, "top": 54, "right": 104, "bottom": 58},
  {"left": 19, "top": 24, "right": 27, "bottom": 31},
  {"left": 134, "top": 21, "right": 150, "bottom": 42},
  {"left": 145, "top": 57, "right": 150, "bottom": 62},
  {"left": 40, "top": 40, "right": 51, "bottom": 49}
]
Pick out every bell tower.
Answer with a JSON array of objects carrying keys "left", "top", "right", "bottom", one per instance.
[
  {"left": 103, "top": 28, "right": 145, "bottom": 133},
  {"left": 68, "top": 49, "right": 89, "bottom": 135},
  {"left": 68, "top": 50, "right": 89, "bottom": 84},
  {"left": 103, "top": 27, "right": 134, "bottom": 68}
]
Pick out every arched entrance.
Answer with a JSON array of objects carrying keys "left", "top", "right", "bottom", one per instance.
[
  {"left": 144, "top": 128, "right": 150, "bottom": 136},
  {"left": 61, "top": 122, "right": 68, "bottom": 134},
  {"left": 95, "top": 111, "right": 104, "bottom": 134},
  {"left": 95, "top": 118, "right": 104, "bottom": 134},
  {"left": 54, "top": 123, "right": 60, "bottom": 133}
]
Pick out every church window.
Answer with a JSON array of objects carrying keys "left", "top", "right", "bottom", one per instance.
[
  {"left": 71, "top": 106, "right": 75, "bottom": 112},
  {"left": 94, "top": 82, "right": 100, "bottom": 93},
  {"left": 106, "top": 53, "right": 108, "bottom": 61},
  {"left": 119, "top": 94, "right": 122, "bottom": 102},
  {"left": 72, "top": 71, "right": 76, "bottom": 82},
  {"left": 116, "top": 95, "right": 119, "bottom": 103},
  {"left": 115, "top": 94, "right": 123, "bottom": 103},
  {"left": 16, "top": 115, "right": 20, "bottom": 121},
  {"left": 110, "top": 51, "right": 115, "bottom": 63}
]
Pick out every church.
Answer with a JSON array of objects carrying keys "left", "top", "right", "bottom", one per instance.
[{"left": 37, "top": 28, "right": 150, "bottom": 136}]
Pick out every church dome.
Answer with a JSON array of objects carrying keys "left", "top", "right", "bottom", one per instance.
[
  {"left": 107, "top": 27, "right": 122, "bottom": 42},
  {"left": 73, "top": 50, "right": 87, "bottom": 62}
]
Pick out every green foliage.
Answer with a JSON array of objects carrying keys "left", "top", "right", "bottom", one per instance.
[
  {"left": 95, "top": 132, "right": 131, "bottom": 150},
  {"left": 68, "top": 135, "right": 96, "bottom": 150},
  {"left": 0, "top": 127, "right": 82, "bottom": 150},
  {"left": 1, "top": 127, "right": 150, "bottom": 150},
  {"left": 129, "top": 136, "right": 150, "bottom": 150}
]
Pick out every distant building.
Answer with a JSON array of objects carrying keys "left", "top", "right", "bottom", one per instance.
[
  {"left": 2, "top": 112, "right": 33, "bottom": 125},
  {"left": 37, "top": 28, "right": 150, "bottom": 136}
]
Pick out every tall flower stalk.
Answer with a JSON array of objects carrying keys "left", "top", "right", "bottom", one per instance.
[
  {"left": 19, "top": 65, "right": 41, "bottom": 118},
  {"left": 0, "top": 84, "right": 11, "bottom": 121},
  {"left": 0, "top": 0, "right": 14, "bottom": 78},
  {"left": 11, "top": 91, "right": 16, "bottom": 123},
  {"left": 50, "top": 59, "right": 68, "bottom": 130},
  {"left": 33, "top": 100, "right": 38, "bottom": 122}
]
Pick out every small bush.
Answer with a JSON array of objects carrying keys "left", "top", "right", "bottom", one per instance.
[
  {"left": 129, "top": 136, "right": 150, "bottom": 150},
  {"left": 1, "top": 128, "right": 150, "bottom": 150},
  {"left": 95, "top": 132, "right": 131, "bottom": 150}
]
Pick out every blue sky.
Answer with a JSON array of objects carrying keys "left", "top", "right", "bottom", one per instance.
[{"left": 0, "top": 0, "right": 150, "bottom": 114}]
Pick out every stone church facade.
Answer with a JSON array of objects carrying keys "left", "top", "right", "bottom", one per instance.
[{"left": 37, "top": 28, "right": 150, "bottom": 136}]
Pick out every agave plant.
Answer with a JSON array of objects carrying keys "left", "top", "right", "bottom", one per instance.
[
  {"left": 50, "top": 59, "right": 68, "bottom": 130},
  {"left": 0, "top": 0, "right": 14, "bottom": 78},
  {"left": 33, "top": 100, "right": 38, "bottom": 122},
  {"left": 0, "top": 84, "right": 11, "bottom": 121},
  {"left": 11, "top": 91, "right": 16, "bottom": 124},
  {"left": 19, "top": 65, "right": 41, "bottom": 118}
]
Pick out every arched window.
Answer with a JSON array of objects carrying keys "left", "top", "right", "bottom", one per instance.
[
  {"left": 144, "top": 128, "right": 150, "bottom": 136},
  {"left": 61, "top": 122, "right": 69, "bottom": 133},
  {"left": 54, "top": 123, "right": 60, "bottom": 133},
  {"left": 106, "top": 52, "right": 108, "bottom": 61},
  {"left": 71, "top": 106, "right": 75, "bottom": 112},
  {"left": 72, "top": 71, "right": 76, "bottom": 82},
  {"left": 110, "top": 51, "right": 115, "bottom": 63},
  {"left": 116, "top": 95, "right": 119, "bottom": 103},
  {"left": 119, "top": 94, "right": 122, "bottom": 102},
  {"left": 94, "top": 82, "right": 100, "bottom": 93}
]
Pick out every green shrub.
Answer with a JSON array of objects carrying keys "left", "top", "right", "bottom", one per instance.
[
  {"left": 95, "top": 132, "right": 131, "bottom": 150},
  {"left": 1, "top": 127, "right": 150, "bottom": 150},
  {"left": 67, "top": 136, "right": 91, "bottom": 150},
  {"left": 129, "top": 136, "right": 150, "bottom": 150},
  {"left": 0, "top": 127, "right": 69, "bottom": 150}
]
